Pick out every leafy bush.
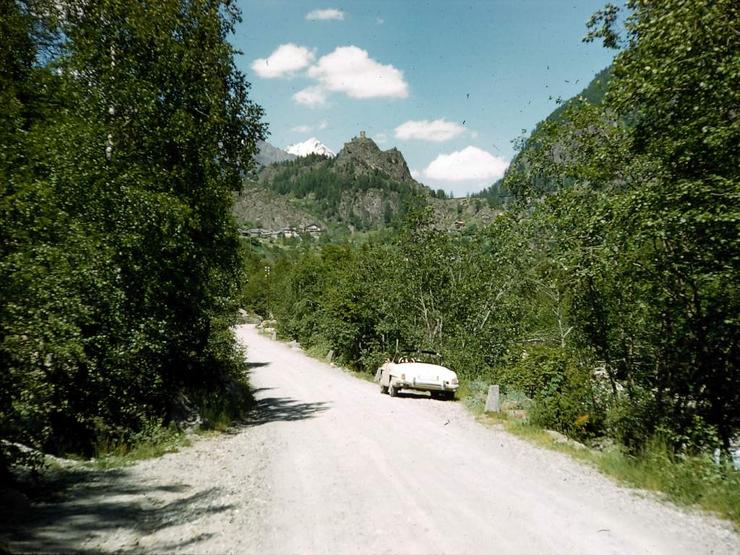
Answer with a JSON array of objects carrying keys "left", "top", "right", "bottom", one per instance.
[{"left": 497, "top": 346, "right": 603, "bottom": 441}]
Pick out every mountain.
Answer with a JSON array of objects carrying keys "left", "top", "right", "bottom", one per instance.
[
  {"left": 253, "top": 134, "right": 421, "bottom": 230},
  {"left": 254, "top": 140, "right": 296, "bottom": 167},
  {"left": 334, "top": 132, "right": 416, "bottom": 184},
  {"left": 235, "top": 133, "right": 500, "bottom": 234},
  {"left": 286, "top": 137, "right": 335, "bottom": 158},
  {"left": 234, "top": 185, "right": 326, "bottom": 231}
]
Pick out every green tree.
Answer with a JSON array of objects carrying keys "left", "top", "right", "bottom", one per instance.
[
  {"left": 503, "top": 0, "right": 740, "bottom": 451},
  {"left": 1, "top": 0, "right": 265, "bottom": 473}
]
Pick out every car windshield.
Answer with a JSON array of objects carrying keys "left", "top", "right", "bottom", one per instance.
[{"left": 396, "top": 351, "right": 442, "bottom": 365}]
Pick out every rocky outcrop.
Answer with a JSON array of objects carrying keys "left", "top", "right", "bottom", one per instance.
[
  {"left": 241, "top": 131, "right": 500, "bottom": 234},
  {"left": 334, "top": 132, "right": 415, "bottom": 185},
  {"left": 233, "top": 185, "right": 327, "bottom": 230}
]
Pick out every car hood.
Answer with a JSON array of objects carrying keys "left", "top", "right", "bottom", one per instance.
[{"left": 391, "top": 362, "right": 457, "bottom": 381}]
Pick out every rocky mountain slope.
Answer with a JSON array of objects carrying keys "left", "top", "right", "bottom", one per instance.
[
  {"left": 236, "top": 133, "right": 500, "bottom": 234},
  {"left": 233, "top": 185, "right": 326, "bottom": 231},
  {"left": 334, "top": 132, "right": 418, "bottom": 186}
]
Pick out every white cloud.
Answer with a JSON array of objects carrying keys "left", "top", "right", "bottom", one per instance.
[
  {"left": 307, "top": 46, "right": 408, "bottom": 99},
  {"left": 410, "top": 168, "right": 422, "bottom": 180},
  {"left": 395, "top": 119, "right": 464, "bottom": 142},
  {"left": 423, "top": 146, "right": 509, "bottom": 182},
  {"left": 293, "top": 86, "right": 328, "bottom": 108},
  {"left": 306, "top": 8, "right": 345, "bottom": 21},
  {"left": 251, "top": 43, "right": 315, "bottom": 79},
  {"left": 318, "top": 120, "right": 329, "bottom": 130}
]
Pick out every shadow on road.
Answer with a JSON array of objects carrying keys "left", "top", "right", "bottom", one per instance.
[
  {"left": 245, "top": 361, "right": 271, "bottom": 370},
  {"left": 2, "top": 359, "right": 330, "bottom": 553},
  {"left": 395, "top": 391, "right": 432, "bottom": 400},
  {"left": 2, "top": 467, "right": 233, "bottom": 554},
  {"left": 243, "top": 395, "right": 330, "bottom": 426}
]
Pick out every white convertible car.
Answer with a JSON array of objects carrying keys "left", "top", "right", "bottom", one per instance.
[{"left": 375, "top": 355, "right": 459, "bottom": 400}]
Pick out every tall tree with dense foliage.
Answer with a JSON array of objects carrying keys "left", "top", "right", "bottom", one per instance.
[
  {"left": 509, "top": 0, "right": 740, "bottom": 450},
  {"left": 1, "top": 0, "right": 264, "bottom": 474}
]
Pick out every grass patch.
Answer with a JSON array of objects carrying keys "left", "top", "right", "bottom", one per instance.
[
  {"left": 91, "top": 424, "right": 190, "bottom": 470},
  {"left": 304, "top": 340, "right": 332, "bottom": 361},
  {"left": 595, "top": 442, "right": 740, "bottom": 524},
  {"left": 460, "top": 381, "right": 740, "bottom": 526}
]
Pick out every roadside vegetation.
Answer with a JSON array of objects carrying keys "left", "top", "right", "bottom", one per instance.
[
  {"left": 1, "top": 0, "right": 264, "bottom": 480},
  {"left": 241, "top": 0, "right": 739, "bottom": 518},
  {"left": 462, "top": 388, "right": 740, "bottom": 525}
]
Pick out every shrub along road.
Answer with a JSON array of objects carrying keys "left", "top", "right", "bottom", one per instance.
[{"left": 5, "top": 324, "right": 739, "bottom": 553}]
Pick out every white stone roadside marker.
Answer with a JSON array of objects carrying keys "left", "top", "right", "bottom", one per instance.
[{"left": 485, "top": 385, "right": 500, "bottom": 413}]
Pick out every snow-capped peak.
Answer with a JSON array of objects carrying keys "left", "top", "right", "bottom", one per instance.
[{"left": 285, "top": 137, "right": 335, "bottom": 158}]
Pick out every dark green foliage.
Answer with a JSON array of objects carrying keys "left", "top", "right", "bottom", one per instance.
[
  {"left": 499, "top": 346, "right": 603, "bottom": 441},
  {"left": 1, "top": 0, "right": 264, "bottom": 476},
  {"left": 472, "top": 179, "right": 513, "bottom": 209},
  {"left": 502, "top": 0, "right": 739, "bottom": 451}
]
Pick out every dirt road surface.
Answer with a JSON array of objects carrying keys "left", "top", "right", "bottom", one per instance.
[{"left": 4, "top": 324, "right": 739, "bottom": 554}]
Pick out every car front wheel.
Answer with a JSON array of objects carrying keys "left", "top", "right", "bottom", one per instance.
[
  {"left": 388, "top": 383, "right": 398, "bottom": 397},
  {"left": 380, "top": 383, "right": 388, "bottom": 394}
]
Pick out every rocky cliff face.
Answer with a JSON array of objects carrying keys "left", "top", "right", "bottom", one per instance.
[
  {"left": 334, "top": 133, "right": 416, "bottom": 185},
  {"left": 233, "top": 185, "right": 325, "bottom": 230}
]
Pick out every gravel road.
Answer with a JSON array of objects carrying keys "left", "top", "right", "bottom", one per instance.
[{"left": 4, "top": 324, "right": 739, "bottom": 554}]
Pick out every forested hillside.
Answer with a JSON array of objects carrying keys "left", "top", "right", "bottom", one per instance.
[
  {"left": 0, "top": 0, "right": 264, "bottom": 476},
  {"left": 237, "top": 134, "right": 500, "bottom": 233},
  {"left": 473, "top": 66, "right": 611, "bottom": 208},
  {"left": 243, "top": 0, "right": 739, "bottom": 459},
  {"left": 248, "top": 136, "right": 425, "bottom": 231}
]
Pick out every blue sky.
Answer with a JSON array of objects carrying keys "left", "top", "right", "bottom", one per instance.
[{"left": 234, "top": 1, "right": 616, "bottom": 196}]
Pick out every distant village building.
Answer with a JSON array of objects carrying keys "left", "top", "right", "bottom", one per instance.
[
  {"left": 241, "top": 228, "right": 269, "bottom": 238},
  {"left": 240, "top": 224, "right": 324, "bottom": 240},
  {"left": 280, "top": 227, "right": 300, "bottom": 239}
]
